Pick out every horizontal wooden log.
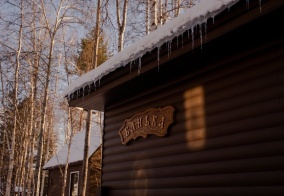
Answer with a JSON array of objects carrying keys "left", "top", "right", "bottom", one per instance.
[
  {"left": 105, "top": 44, "right": 284, "bottom": 115},
  {"left": 103, "top": 155, "right": 284, "bottom": 181},
  {"left": 103, "top": 135, "right": 283, "bottom": 167},
  {"left": 104, "top": 122, "right": 284, "bottom": 158},
  {"left": 103, "top": 140, "right": 284, "bottom": 173},
  {"left": 104, "top": 82, "right": 284, "bottom": 141},
  {"left": 104, "top": 69, "right": 284, "bottom": 127},
  {"left": 102, "top": 171, "right": 284, "bottom": 189},
  {"left": 106, "top": 186, "right": 284, "bottom": 196},
  {"left": 104, "top": 110, "right": 284, "bottom": 151}
]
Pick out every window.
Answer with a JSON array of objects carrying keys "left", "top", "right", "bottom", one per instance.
[{"left": 69, "top": 171, "right": 79, "bottom": 196}]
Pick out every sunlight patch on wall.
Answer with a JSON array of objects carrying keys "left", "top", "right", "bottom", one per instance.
[
  {"left": 183, "top": 86, "right": 206, "bottom": 150},
  {"left": 133, "top": 153, "right": 149, "bottom": 196}
]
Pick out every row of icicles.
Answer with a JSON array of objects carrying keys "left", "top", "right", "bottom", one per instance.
[{"left": 67, "top": 0, "right": 262, "bottom": 101}]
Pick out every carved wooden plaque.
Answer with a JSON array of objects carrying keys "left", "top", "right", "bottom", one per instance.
[{"left": 119, "top": 106, "right": 174, "bottom": 145}]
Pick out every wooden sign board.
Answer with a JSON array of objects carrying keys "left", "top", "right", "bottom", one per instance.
[{"left": 119, "top": 106, "right": 174, "bottom": 145}]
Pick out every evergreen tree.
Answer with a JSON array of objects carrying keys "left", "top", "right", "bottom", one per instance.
[{"left": 75, "top": 33, "right": 109, "bottom": 75}]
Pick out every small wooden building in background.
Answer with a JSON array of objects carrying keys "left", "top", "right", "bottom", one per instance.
[
  {"left": 64, "top": 0, "right": 284, "bottom": 195},
  {"left": 43, "top": 129, "right": 101, "bottom": 196}
]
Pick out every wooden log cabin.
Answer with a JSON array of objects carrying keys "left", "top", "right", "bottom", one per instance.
[{"left": 64, "top": 0, "right": 284, "bottom": 195}]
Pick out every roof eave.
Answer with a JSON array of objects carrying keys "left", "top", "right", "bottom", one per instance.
[{"left": 67, "top": 0, "right": 284, "bottom": 111}]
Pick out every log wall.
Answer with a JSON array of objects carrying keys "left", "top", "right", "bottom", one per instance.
[{"left": 101, "top": 2, "right": 284, "bottom": 195}]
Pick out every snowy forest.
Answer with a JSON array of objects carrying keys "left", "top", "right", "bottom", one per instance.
[{"left": 0, "top": 0, "right": 198, "bottom": 195}]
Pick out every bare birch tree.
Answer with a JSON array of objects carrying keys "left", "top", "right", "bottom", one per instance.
[
  {"left": 92, "top": 0, "right": 101, "bottom": 68},
  {"left": 5, "top": 0, "right": 24, "bottom": 194},
  {"left": 60, "top": 107, "right": 77, "bottom": 196},
  {"left": 78, "top": 110, "right": 91, "bottom": 196},
  {"left": 157, "top": 0, "right": 163, "bottom": 26},
  {"left": 0, "top": 59, "right": 8, "bottom": 195},
  {"left": 0, "top": 0, "right": 104, "bottom": 195},
  {"left": 61, "top": 32, "right": 87, "bottom": 195},
  {"left": 32, "top": 0, "right": 86, "bottom": 194},
  {"left": 116, "top": 0, "right": 129, "bottom": 51}
]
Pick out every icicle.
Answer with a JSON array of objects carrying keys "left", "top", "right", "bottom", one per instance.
[
  {"left": 204, "top": 21, "right": 207, "bottom": 43},
  {"left": 130, "top": 61, "right": 132, "bottom": 73},
  {"left": 157, "top": 47, "right": 160, "bottom": 71},
  {"left": 199, "top": 24, "right": 203, "bottom": 49},
  {"left": 181, "top": 33, "right": 184, "bottom": 49},
  {"left": 177, "top": 36, "right": 179, "bottom": 48},
  {"left": 188, "top": 29, "right": 190, "bottom": 38},
  {"left": 167, "top": 42, "right": 169, "bottom": 56},
  {"left": 98, "top": 79, "right": 101, "bottom": 87},
  {"left": 138, "top": 56, "right": 142, "bottom": 75},
  {"left": 212, "top": 16, "right": 215, "bottom": 24},
  {"left": 259, "top": 0, "right": 262, "bottom": 12},
  {"left": 191, "top": 27, "right": 194, "bottom": 49},
  {"left": 246, "top": 0, "right": 249, "bottom": 9},
  {"left": 93, "top": 81, "right": 96, "bottom": 91},
  {"left": 204, "top": 21, "right": 207, "bottom": 34},
  {"left": 88, "top": 84, "right": 91, "bottom": 94},
  {"left": 167, "top": 41, "right": 172, "bottom": 58},
  {"left": 170, "top": 41, "right": 172, "bottom": 55}
]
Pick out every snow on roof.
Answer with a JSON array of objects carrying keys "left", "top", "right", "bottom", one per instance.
[
  {"left": 43, "top": 124, "right": 101, "bottom": 169},
  {"left": 63, "top": 0, "right": 239, "bottom": 97}
]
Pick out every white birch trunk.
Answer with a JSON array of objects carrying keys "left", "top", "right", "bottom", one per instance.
[
  {"left": 163, "top": 0, "right": 169, "bottom": 24},
  {"left": 0, "top": 61, "right": 7, "bottom": 194},
  {"left": 157, "top": 0, "right": 163, "bottom": 27},
  {"left": 174, "top": 0, "right": 181, "bottom": 17},
  {"left": 61, "top": 108, "right": 73, "bottom": 196},
  {"left": 25, "top": 7, "right": 40, "bottom": 190},
  {"left": 79, "top": 110, "right": 92, "bottom": 196},
  {"left": 150, "top": 0, "right": 157, "bottom": 32},
  {"left": 146, "top": 0, "right": 149, "bottom": 35},
  {"left": 26, "top": 58, "right": 38, "bottom": 196},
  {"left": 34, "top": 0, "right": 63, "bottom": 194},
  {"left": 16, "top": 126, "right": 28, "bottom": 193},
  {"left": 116, "top": 0, "right": 129, "bottom": 51},
  {"left": 92, "top": 0, "right": 101, "bottom": 69},
  {"left": 34, "top": 41, "right": 54, "bottom": 196},
  {"left": 5, "top": 1, "right": 23, "bottom": 195},
  {"left": 26, "top": 41, "right": 39, "bottom": 196}
]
